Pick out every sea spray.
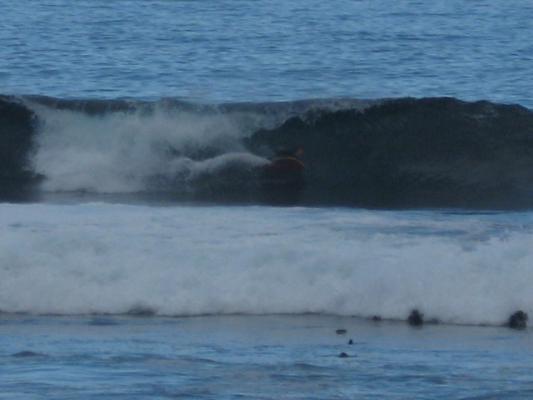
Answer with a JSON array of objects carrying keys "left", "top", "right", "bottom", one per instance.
[{"left": 30, "top": 103, "right": 267, "bottom": 193}]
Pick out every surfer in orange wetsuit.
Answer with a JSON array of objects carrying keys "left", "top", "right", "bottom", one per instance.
[
  {"left": 271, "top": 147, "right": 304, "bottom": 171},
  {"left": 262, "top": 147, "right": 305, "bottom": 185}
]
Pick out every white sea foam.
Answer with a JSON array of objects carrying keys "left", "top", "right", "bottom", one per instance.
[
  {"left": 1, "top": 203, "right": 532, "bottom": 325},
  {"left": 30, "top": 105, "right": 269, "bottom": 193}
]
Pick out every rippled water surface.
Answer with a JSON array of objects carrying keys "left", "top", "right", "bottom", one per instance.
[
  {"left": 3, "top": 315, "right": 533, "bottom": 400},
  {"left": 1, "top": 0, "right": 532, "bottom": 106}
]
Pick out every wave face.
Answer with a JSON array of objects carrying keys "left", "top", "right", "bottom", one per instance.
[
  {"left": 250, "top": 98, "right": 533, "bottom": 208},
  {"left": 2, "top": 95, "right": 533, "bottom": 208},
  {"left": 1, "top": 203, "right": 532, "bottom": 326}
]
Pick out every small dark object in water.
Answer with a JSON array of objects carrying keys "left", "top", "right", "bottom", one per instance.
[
  {"left": 508, "top": 310, "right": 528, "bottom": 330},
  {"left": 336, "top": 329, "right": 347, "bottom": 335},
  {"left": 371, "top": 315, "right": 382, "bottom": 322},
  {"left": 348, "top": 339, "right": 354, "bottom": 345},
  {"left": 338, "top": 352, "right": 349, "bottom": 358},
  {"left": 408, "top": 309, "right": 424, "bottom": 326}
]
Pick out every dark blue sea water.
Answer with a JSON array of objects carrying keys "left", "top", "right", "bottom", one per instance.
[
  {"left": 2, "top": 1, "right": 533, "bottom": 399},
  {"left": 2, "top": 0, "right": 533, "bottom": 106}
]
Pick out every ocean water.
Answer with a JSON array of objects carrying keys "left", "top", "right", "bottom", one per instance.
[
  {"left": 3, "top": 315, "right": 533, "bottom": 399},
  {"left": 2, "top": 0, "right": 533, "bottom": 106},
  {"left": 2, "top": 1, "right": 533, "bottom": 399}
]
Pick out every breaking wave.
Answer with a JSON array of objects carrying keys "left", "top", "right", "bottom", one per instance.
[{"left": 2, "top": 94, "right": 533, "bottom": 208}]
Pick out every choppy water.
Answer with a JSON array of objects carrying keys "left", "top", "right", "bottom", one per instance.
[{"left": 2, "top": 1, "right": 533, "bottom": 399}]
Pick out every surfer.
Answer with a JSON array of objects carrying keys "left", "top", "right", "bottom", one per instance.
[
  {"left": 262, "top": 147, "right": 305, "bottom": 186},
  {"left": 259, "top": 146, "right": 305, "bottom": 204}
]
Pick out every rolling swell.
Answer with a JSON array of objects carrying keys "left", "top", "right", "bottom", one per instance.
[
  {"left": 250, "top": 97, "right": 533, "bottom": 208},
  {"left": 1, "top": 95, "right": 533, "bottom": 208}
]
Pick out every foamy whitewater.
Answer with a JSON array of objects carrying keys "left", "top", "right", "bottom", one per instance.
[
  {"left": 28, "top": 103, "right": 280, "bottom": 194},
  {"left": 2, "top": 203, "right": 532, "bottom": 326}
]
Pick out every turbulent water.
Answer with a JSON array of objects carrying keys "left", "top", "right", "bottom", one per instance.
[
  {"left": 1, "top": 203, "right": 533, "bottom": 326},
  {"left": 3, "top": 1, "right": 533, "bottom": 399}
]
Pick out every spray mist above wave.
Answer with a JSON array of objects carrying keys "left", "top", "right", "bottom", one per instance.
[
  {"left": 30, "top": 103, "right": 269, "bottom": 193},
  {"left": 2, "top": 95, "right": 533, "bottom": 208}
]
